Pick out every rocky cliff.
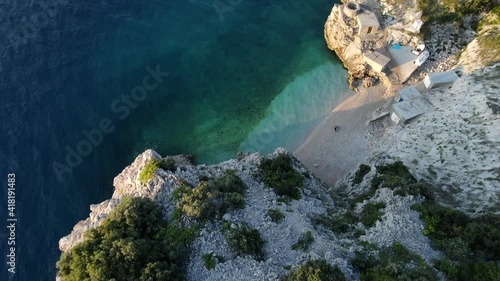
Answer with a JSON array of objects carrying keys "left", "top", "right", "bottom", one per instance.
[
  {"left": 59, "top": 148, "right": 442, "bottom": 280},
  {"left": 324, "top": 1, "right": 388, "bottom": 88},
  {"left": 370, "top": 62, "right": 500, "bottom": 215}
]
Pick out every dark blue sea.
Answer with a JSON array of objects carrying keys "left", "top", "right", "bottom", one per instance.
[{"left": 0, "top": 0, "right": 346, "bottom": 280}]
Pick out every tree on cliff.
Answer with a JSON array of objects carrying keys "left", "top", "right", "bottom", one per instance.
[{"left": 56, "top": 197, "right": 194, "bottom": 281}]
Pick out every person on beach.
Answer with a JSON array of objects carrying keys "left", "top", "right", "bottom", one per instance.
[{"left": 333, "top": 126, "right": 339, "bottom": 132}]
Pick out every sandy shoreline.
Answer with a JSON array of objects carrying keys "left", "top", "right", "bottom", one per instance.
[{"left": 294, "top": 84, "right": 388, "bottom": 187}]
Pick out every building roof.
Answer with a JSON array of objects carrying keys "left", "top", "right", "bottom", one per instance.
[
  {"left": 426, "top": 70, "right": 459, "bottom": 84},
  {"left": 357, "top": 11, "right": 379, "bottom": 27},
  {"left": 392, "top": 97, "right": 434, "bottom": 121},
  {"left": 364, "top": 51, "right": 391, "bottom": 69},
  {"left": 396, "top": 86, "right": 422, "bottom": 101}
]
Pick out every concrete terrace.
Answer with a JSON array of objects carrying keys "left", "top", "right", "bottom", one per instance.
[{"left": 379, "top": 45, "right": 419, "bottom": 83}]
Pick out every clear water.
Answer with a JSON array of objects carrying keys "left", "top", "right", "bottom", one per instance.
[{"left": 0, "top": 0, "right": 345, "bottom": 280}]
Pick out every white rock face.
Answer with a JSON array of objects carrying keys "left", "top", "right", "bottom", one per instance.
[
  {"left": 360, "top": 188, "right": 440, "bottom": 262},
  {"left": 371, "top": 63, "right": 500, "bottom": 214},
  {"left": 185, "top": 150, "right": 351, "bottom": 281},
  {"left": 324, "top": 3, "right": 388, "bottom": 87},
  {"left": 59, "top": 149, "right": 186, "bottom": 252},
  {"left": 59, "top": 147, "right": 442, "bottom": 281},
  {"left": 58, "top": 198, "right": 120, "bottom": 252},
  {"left": 459, "top": 26, "right": 500, "bottom": 74}
]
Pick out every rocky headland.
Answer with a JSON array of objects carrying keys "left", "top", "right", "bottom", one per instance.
[
  {"left": 58, "top": 148, "right": 440, "bottom": 280},
  {"left": 324, "top": 0, "right": 390, "bottom": 88},
  {"left": 57, "top": 0, "right": 500, "bottom": 280}
]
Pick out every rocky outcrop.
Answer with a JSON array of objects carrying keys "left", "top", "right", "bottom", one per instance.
[
  {"left": 59, "top": 149, "right": 192, "bottom": 252},
  {"left": 324, "top": 2, "right": 387, "bottom": 89},
  {"left": 370, "top": 63, "right": 500, "bottom": 215},
  {"left": 58, "top": 199, "right": 120, "bottom": 252},
  {"left": 459, "top": 25, "right": 500, "bottom": 73},
  {"left": 59, "top": 147, "right": 441, "bottom": 280}
]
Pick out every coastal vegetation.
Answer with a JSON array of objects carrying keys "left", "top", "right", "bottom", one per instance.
[
  {"left": 56, "top": 197, "right": 195, "bottom": 281},
  {"left": 282, "top": 259, "right": 346, "bottom": 281},
  {"left": 139, "top": 157, "right": 176, "bottom": 184},
  {"left": 177, "top": 181, "right": 216, "bottom": 219},
  {"left": 417, "top": 0, "right": 500, "bottom": 45},
  {"left": 176, "top": 169, "right": 246, "bottom": 221},
  {"left": 312, "top": 201, "right": 385, "bottom": 234},
  {"left": 418, "top": 0, "right": 498, "bottom": 25},
  {"left": 313, "top": 213, "right": 356, "bottom": 234},
  {"left": 310, "top": 159, "right": 500, "bottom": 280},
  {"left": 266, "top": 208, "right": 285, "bottom": 223},
  {"left": 370, "top": 161, "right": 434, "bottom": 200},
  {"left": 291, "top": 230, "right": 314, "bottom": 251},
  {"left": 412, "top": 201, "right": 500, "bottom": 280},
  {"left": 348, "top": 160, "right": 500, "bottom": 280},
  {"left": 313, "top": 162, "right": 431, "bottom": 235},
  {"left": 360, "top": 202, "right": 386, "bottom": 228},
  {"left": 352, "top": 242, "right": 437, "bottom": 281},
  {"left": 477, "top": 26, "right": 500, "bottom": 67},
  {"left": 259, "top": 153, "right": 304, "bottom": 200},
  {"left": 224, "top": 224, "right": 266, "bottom": 260},
  {"left": 353, "top": 164, "right": 371, "bottom": 184},
  {"left": 202, "top": 253, "right": 223, "bottom": 271}
]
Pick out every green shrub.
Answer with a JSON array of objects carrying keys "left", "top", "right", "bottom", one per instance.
[
  {"left": 291, "top": 231, "right": 314, "bottom": 251},
  {"left": 349, "top": 193, "right": 371, "bottom": 209},
  {"left": 369, "top": 162, "right": 435, "bottom": 200},
  {"left": 221, "top": 192, "right": 245, "bottom": 211},
  {"left": 163, "top": 156, "right": 177, "bottom": 172},
  {"left": 139, "top": 159, "right": 162, "bottom": 184},
  {"left": 435, "top": 237, "right": 471, "bottom": 262},
  {"left": 177, "top": 181, "right": 216, "bottom": 220},
  {"left": 210, "top": 170, "right": 246, "bottom": 212},
  {"left": 139, "top": 158, "right": 176, "bottom": 184},
  {"left": 176, "top": 170, "right": 247, "bottom": 220},
  {"left": 209, "top": 169, "right": 245, "bottom": 194},
  {"left": 266, "top": 209, "right": 285, "bottom": 223},
  {"left": 371, "top": 161, "right": 416, "bottom": 190},
  {"left": 259, "top": 153, "right": 303, "bottom": 200},
  {"left": 202, "top": 253, "right": 222, "bottom": 270},
  {"left": 225, "top": 224, "right": 265, "bottom": 260},
  {"left": 282, "top": 259, "right": 346, "bottom": 281},
  {"left": 313, "top": 213, "right": 358, "bottom": 234},
  {"left": 413, "top": 202, "right": 500, "bottom": 262},
  {"left": 437, "top": 258, "right": 500, "bottom": 281},
  {"left": 412, "top": 202, "right": 469, "bottom": 238},
  {"left": 376, "top": 161, "right": 415, "bottom": 180},
  {"left": 477, "top": 26, "right": 500, "bottom": 66},
  {"left": 394, "top": 182, "right": 435, "bottom": 200},
  {"left": 463, "top": 214, "right": 500, "bottom": 261},
  {"left": 171, "top": 184, "right": 191, "bottom": 200},
  {"left": 56, "top": 197, "right": 193, "bottom": 281},
  {"left": 351, "top": 249, "right": 378, "bottom": 273},
  {"left": 353, "top": 164, "right": 371, "bottom": 184},
  {"left": 418, "top": 0, "right": 497, "bottom": 26},
  {"left": 359, "top": 242, "right": 436, "bottom": 281},
  {"left": 198, "top": 175, "right": 212, "bottom": 182},
  {"left": 360, "top": 202, "right": 385, "bottom": 228}
]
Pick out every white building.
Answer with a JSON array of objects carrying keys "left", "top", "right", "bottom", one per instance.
[
  {"left": 424, "top": 71, "right": 459, "bottom": 90},
  {"left": 364, "top": 51, "right": 391, "bottom": 73},
  {"left": 357, "top": 11, "right": 380, "bottom": 35},
  {"left": 394, "top": 86, "right": 422, "bottom": 102},
  {"left": 391, "top": 97, "right": 434, "bottom": 124}
]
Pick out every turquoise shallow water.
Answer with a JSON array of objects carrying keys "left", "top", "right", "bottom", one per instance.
[
  {"left": 240, "top": 54, "right": 350, "bottom": 155},
  {"left": 0, "top": 0, "right": 345, "bottom": 280}
]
